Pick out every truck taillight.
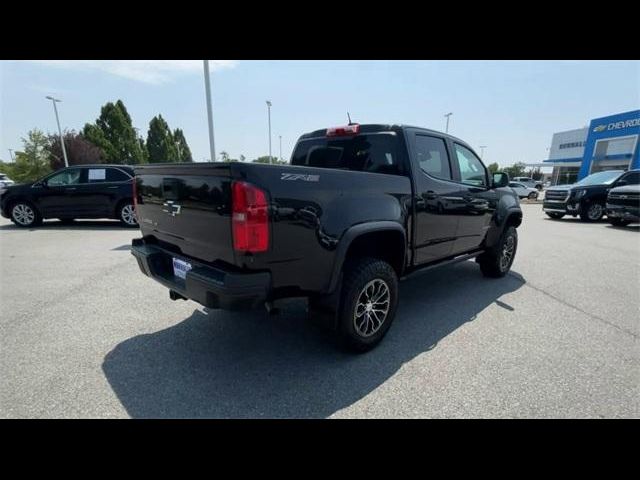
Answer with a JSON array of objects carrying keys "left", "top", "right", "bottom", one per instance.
[
  {"left": 326, "top": 124, "right": 360, "bottom": 137},
  {"left": 232, "top": 181, "right": 269, "bottom": 253}
]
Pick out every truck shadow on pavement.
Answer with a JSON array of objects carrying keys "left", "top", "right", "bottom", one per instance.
[{"left": 102, "top": 261, "right": 525, "bottom": 418}]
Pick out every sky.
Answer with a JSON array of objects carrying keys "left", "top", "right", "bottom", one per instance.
[{"left": 1, "top": 60, "right": 639, "bottom": 167}]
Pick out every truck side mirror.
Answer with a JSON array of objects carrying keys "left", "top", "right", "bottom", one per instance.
[
  {"left": 492, "top": 172, "right": 509, "bottom": 188},
  {"left": 616, "top": 179, "right": 627, "bottom": 187}
]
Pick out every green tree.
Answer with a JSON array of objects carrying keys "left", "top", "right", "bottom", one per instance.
[
  {"left": 487, "top": 162, "right": 500, "bottom": 174},
  {"left": 138, "top": 137, "right": 149, "bottom": 164},
  {"left": 527, "top": 166, "right": 543, "bottom": 180},
  {"left": 47, "top": 130, "right": 105, "bottom": 171},
  {"left": 220, "top": 151, "right": 245, "bottom": 162},
  {"left": 83, "top": 100, "right": 146, "bottom": 164},
  {"left": 502, "top": 162, "right": 527, "bottom": 179},
  {"left": 146, "top": 114, "right": 178, "bottom": 163},
  {"left": 6, "top": 129, "right": 52, "bottom": 183},
  {"left": 173, "top": 128, "right": 193, "bottom": 162},
  {"left": 252, "top": 155, "right": 287, "bottom": 164}
]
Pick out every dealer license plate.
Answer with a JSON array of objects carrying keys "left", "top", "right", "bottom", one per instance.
[{"left": 172, "top": 258, "right": 192, "bottom": 280}]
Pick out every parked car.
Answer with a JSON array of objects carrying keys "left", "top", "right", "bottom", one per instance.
[
  {"left": 0, "top": 173, "right": 15, "bottom": 189},
  {"left": 606, "top": 183, "right": 640, "bottom": 227},
  {"left": 0, "top": 165, "right": 138, "bottom": 227},
  {"left": 543, "top": 169, "right": 639, "bottom": 222},
  {"left": 131, "top": 123, "right": 522, "bottom": 352},
  {"left": 512, "top": 176, "right": 543, "bottom": 191},
  {"left": 509, "top": 181, "right": 539, "bottom": 199}
]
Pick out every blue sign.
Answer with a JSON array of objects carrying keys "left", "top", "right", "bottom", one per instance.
[{"left": 578, "top": 110, "right": 640, "bottom": 179}]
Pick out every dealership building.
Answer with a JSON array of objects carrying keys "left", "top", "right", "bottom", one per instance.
[{"left": 544, "top": 110, "right": 640, "bottom": 185}]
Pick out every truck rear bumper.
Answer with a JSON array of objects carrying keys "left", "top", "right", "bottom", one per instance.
[{"left": 131, "top": 238, "right": 271, "bottom": 310}]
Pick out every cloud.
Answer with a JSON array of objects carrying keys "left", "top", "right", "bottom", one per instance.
[
  {"left": 27, "top": 60, "right": 238, "bottom": 85},
  {"left": 28, "top": 83, "right": 72, "bottom": 95}
]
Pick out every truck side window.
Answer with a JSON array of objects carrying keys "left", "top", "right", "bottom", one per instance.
[
  {"left": 415, "top": 135, "right": 451, "bottom": 180},
  {"left": 453, "top": 144, "right": 487, "bottom": 187}
]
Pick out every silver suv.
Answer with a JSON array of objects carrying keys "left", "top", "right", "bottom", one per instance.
[{"left": 512, "top": 176, "right": 543, "bottom": 191}]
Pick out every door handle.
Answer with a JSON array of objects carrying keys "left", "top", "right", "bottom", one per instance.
[
  {"left": 107, "top": 186, "right": 119, "bottom": 189},
  {"left": 65, "top": 187, "right": 77, "bottom": 191}
]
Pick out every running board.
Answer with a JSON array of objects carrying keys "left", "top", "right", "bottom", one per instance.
[{"left": 401, "top": 250, "right": 483, "bottom": 281}]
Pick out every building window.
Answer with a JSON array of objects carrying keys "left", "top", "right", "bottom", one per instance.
[
  {"left": 559, "top": 141, "right": 586, "bottom": 149},
  {"left": 552, "top": 166, "right": 580, "bottom": 185}
]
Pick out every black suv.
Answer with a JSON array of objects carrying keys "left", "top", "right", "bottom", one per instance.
[
  {"left": 607, "top": 182, "right": 640, "bottom": 227},
  {"left": 543, "top": 169, "right": 639, "bottom": 222},
  {"left": 0, "top": 165, "right": 138, "bottom": 228}
]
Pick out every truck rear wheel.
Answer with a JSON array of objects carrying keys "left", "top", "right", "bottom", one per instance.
[
  {"left": 337, "top": 257, "right": 398, "bottom": 353},
  {"left": 478, "top": 226, "right": 518, "bottom": 278}
]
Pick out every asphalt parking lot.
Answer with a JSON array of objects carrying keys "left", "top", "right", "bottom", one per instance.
[{"left": 1, "top": 204, "right": 638, "bottom": 418}]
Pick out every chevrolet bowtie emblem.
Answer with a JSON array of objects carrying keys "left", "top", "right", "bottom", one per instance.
[{"left": 162, "top": 200, "right": 182, "bottom": 216}]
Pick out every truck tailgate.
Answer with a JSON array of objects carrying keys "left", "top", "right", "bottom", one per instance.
[{"left": 133, "top": 163, "right": 235, "bottom": 265}]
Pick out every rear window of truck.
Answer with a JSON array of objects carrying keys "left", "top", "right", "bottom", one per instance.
[{"left": 291, "top": 133, "right": 403, "bottom": 176}]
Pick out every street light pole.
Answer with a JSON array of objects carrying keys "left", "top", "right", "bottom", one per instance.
[
  {"left": 444, "top": 112, "right": 453, "bottom": 134},
  {"left": 279, "top": 135, "right": 282, "bottom": 162},
  {"left": 203, "top": 60, "right": 216, "bottom": 162},
  {"left": 266, "top": 100, "right": 272, "bottom": 164},
  {"left": 479, "top": 145, "right": 487, "bottom": 159},
  {"left": 46, "top": 96, "right": 69, "bottom": 168}
]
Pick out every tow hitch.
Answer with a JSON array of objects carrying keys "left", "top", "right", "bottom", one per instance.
[{"left": 169, "top": 290, "right": 188, "bottom": 302}]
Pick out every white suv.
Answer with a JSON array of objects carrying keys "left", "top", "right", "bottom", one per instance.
[{"left": 512, "top": 176, "right": 543, "bottom": 191}]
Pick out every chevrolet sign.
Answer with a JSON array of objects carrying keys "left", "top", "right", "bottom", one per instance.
[{"left": 593, "top": 118, "right": 640, "bottom": 133}]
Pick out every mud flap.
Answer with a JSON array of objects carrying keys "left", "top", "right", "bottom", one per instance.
[{"left": 308, "top": 275, "right": 343, "bottom": 331}]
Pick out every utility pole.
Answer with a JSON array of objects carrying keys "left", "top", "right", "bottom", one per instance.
[
  {"left": 203, "top": 60, "right": 216, "bottom": 162},
  {"left": 46, "top": 96, "right": 69, "bottom": 167},
  {"left": 8, "top": 149, "right": 14, "bottom": 161},
  {"left": 479, "top": 145, "right": 487, "bottom": 159},
  {"left": 279, "top": 135, "right": 282, "bottom": 162},
  {"left": 266, "top": 100, "right": 272, "bottom": 163},
  {"left": 444, "top": 112, "right": 453, "bottom": 134}
]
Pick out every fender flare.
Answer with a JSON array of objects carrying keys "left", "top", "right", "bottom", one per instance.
[
  {"left": 327, "top": 221, "right": 406, "bottom": 293},
  {"left": 485, "top": 207, "right": 522, "bottom": 250}
]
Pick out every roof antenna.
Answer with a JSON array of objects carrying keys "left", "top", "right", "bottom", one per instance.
[{"left": 347, "top": 112, "right": 354, "bottom": 125}]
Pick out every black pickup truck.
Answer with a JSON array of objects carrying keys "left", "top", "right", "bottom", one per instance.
[
  {"left": 131, "top": 124, "right": 522, "bottom": 351},
  {"left": 543, "top": 169, "right": 640, "bottom": 222}
]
